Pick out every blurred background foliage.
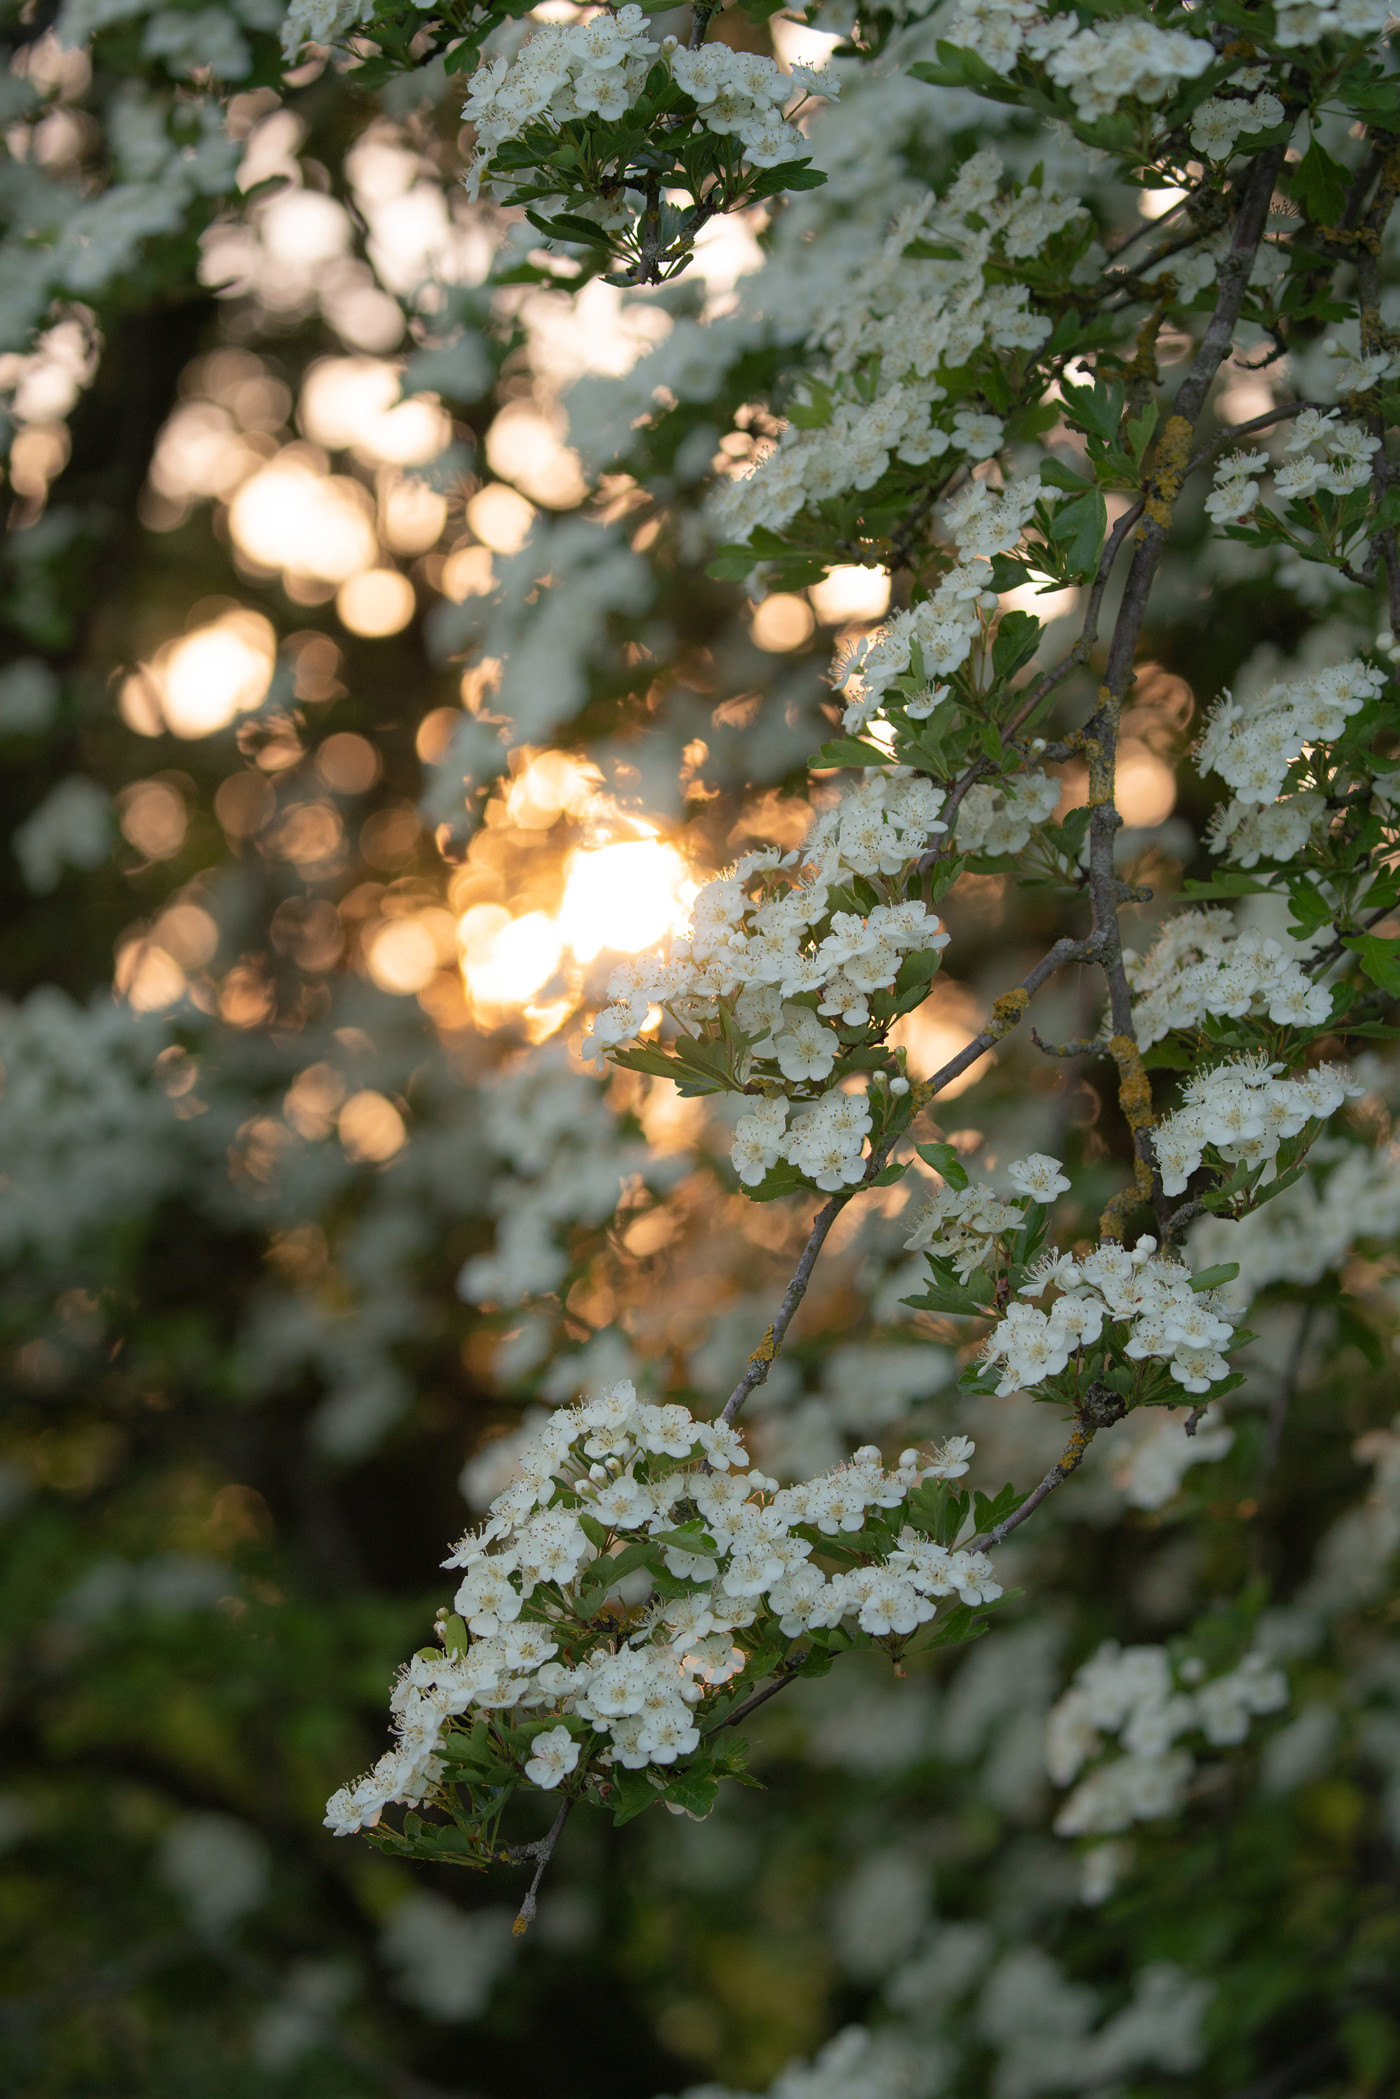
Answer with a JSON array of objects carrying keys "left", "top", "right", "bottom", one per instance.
[{"left": 3, "top": 2, "right": 1400, "bottom": 2096}]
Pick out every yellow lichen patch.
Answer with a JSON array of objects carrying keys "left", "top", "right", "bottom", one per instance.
[
  {"left": 989, "top": 988, "right": 1030, "bottom": 1038},
  {"left": 1143, "top": 412, "right": 1193, "bottom": 528}
]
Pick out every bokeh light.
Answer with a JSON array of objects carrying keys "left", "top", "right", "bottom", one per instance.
[
  {"left": 465, "top": 484, "right": 535, "bottom": 554},
  {"left": 316, "top": 733, "right": 382, "bottom": 794},
  {"left": 751, "top": 593, "right": 815, "bottom": 652},
  {"left": 121, "top": 609, "right": 276, "bottom": 739},
  {"left": 299, "top": 357, "right": 451, "bottom": 466},
  {"left": 229, "top": 460, "right": 377, "bottom": 585},
  {"left": 441, "top": 543, "right": 495, "bottom": 601},
  {"left": 1116, "top": 740, "right": 1177, "bottom": 827},
  {"left": 338, "top": 1089, "right": 407, "bottom": 1162},
  {"left": 891, "top": 978, "right": 987, "bottom": 1100},
  {"left": 809, "top": 565, "right": 891, "bottom": 625},
  {"left": 484, "top": 401, "right": 587, "bottom": 510},
  {"left": 505, "top": 751, "right": 599, "bottom": 829},
  {"left": 337, "top": 567, "right": 416, "bottom": 637},
  {"left": 118, "top": 779, "right": 187, "bottom": 859}
]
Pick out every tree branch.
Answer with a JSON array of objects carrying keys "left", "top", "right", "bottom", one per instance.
[
  {"left": 719, "top": 936, "right": 1094, "bottom": 1427},
  {"left": 966, "top": 1385, "right": 1126, "bottom": 1552},
  {"left": 508, "top": 1796, "right": 571, "bottom": 1935},
  {"left": 1081, "top": 146, "right": 1287, "bottom": 1238}
]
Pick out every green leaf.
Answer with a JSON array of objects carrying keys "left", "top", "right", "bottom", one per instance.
[
  {"left": 1190, "top": 1263, "right": 1240, "bottom": 1293},
  {"left": 889, "top": 945, "right": 945, "bottom": 1014},
  {"left": 745, "top": 157, "right": 827, "bottom": 203},
  {"left": 869, "top": 1159, "right": 909, "bottom": 1187},
  {"left": 610, "top": 1045, "right": 683, "bottom": 1083},
  {"left": 1038, "top": 458, "right": 1093, "bottom": 494},
  {"left": 973, "top": 1481, "right": 1025, "bottom": 1532},
  {"left": 915, "top": 1141, "right": 970, "bottom": 1189},
  {"left": 903, "top": 239, "right": 966, "bottom": 261},
  {"left": 662, "top": 1768, "right": 720, "bottom": 1817},
  {"left": 706, "top": 544, "right": 760, "bottom": 582},
  {"left": 1060, "top": 378, "right": 1124, "bottom": 447},
  {"left": 1289, "top": 136, "right": 1351, "bottom": 227},
  {"left": 992, "top": 611, "right": 1041, "bottom": 681},
  {"left": 610, "top": 1766, "right": 662, "bottom": 1825},
  {"left": 1180, "top": 873, "right": 1273, "bottom": 900},
  {"left": 745, "top": 1159, "right": 816, "bottom": 1203},
  {"left": 907, "top": 1480, "right": 970, "bottom": 1547},
  {"left": 909, "top": 40, "right": 1008, "bottom": 91},
  {"left": 811, "top": 736, "right": 895, "bottom": 769},
  {"left": 578, "top": 1513, "right": 610, "bottom": 1550},
  {"left": 1287, "top": 882, "right": 1333, "bottom": 939},
  {"left": 1344, "top": 932, "right": 1400, "bottom": 995},
  {"left": 1046, "top": 487, "right": 1107, "bottom": 576}
]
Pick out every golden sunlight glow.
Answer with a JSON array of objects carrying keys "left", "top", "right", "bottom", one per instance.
[
  {"left": 118, "top": 779, "right": 187, "bottom": 859},
  {"left": 892, "top": 978, "right": 988, "bottom": 1101},
  {"left": 116, "top": 934, "right": 187, "bottom": 1012},
  {"left": 461, "top": 908, "right": 563, "bottom": 1007},
  {"left": 299, "top": 357, "right": 451, "bottom": 466},
  {"left": 558, "top": 839, "right": 692, "bottom": 964},
  {"left": 123, "top": 609, "right": 277, "bottom": 739},
  {"left": 809, "top": 565, "right": 890, "bottom": 625},
  {"left": 148, "top": 400, "right": 259, "bottom": 505},
  {"left": 336, "top": 567, "right": 416, "bottom": 637},
  {"left": 229, "top": 460, "right": 378, "bottom": 584},
  {"left": 505, "top": 750, "right": 600, "bottom": 829}
]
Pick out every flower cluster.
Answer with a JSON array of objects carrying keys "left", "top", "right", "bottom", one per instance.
[
  {"left": 992, "top": 1237, "right": 1238, "bottom": 1398},
  {"left": 1151, "top": 1055, "right": 1359, "bottom": 1199},
  {"left": 835, "top": 570, "right": 987, "bottom": 733},
  {"left": 905, "top": 1162, "right": 1039, "bottom": 1278},
  {"left": 324, "top": 1385, "right": 1000, "bottom": 1837},
  {"left": 1206, "top": 790, "right": 1324, "bottom": 869},
  {"left": 733, "top": 1088, "right": 874, "bottom": 1193},
  {"left": 460, "top": 10, "right": 831, "bottom": 200},
  {"left": 584, "top": 774, "right": 949, "bottom": 1075},
  {"left": 1274, "top": 0, "right": 1391, "bottom": 46},
  {"left": 454, "top": 1047, "right": 669, "bottom": 1308},
  {"left": 1048, "top": 1640, "right": 1287, "bottom": 1838},
  {"left": 1188, "top": 82, "right": 1286, "bottom": 163},
  {"left": 711, "top": 152, "right": 1067, "bottom": 548},
  {"left": 280, "top": 0, "right": 372, "bottom": 60},
  {"left": 1189, "top": 1129, "right": 1400, "bottom": 1297},
  {"left": 1124, "top": 909, "right": 1333, "bottom": 1045},
  {"left": 954, "top": 771, "right": 1062, "bottom": 855},
  {"left": 945, "top": 0, "right": 1212, "bottom": 122},
  {"left": 905, "top": 1153, "right": 1239, "bottom": 1394},
  {"left": 1208, "top": 415, "right": 1379, "bottom": 524}
]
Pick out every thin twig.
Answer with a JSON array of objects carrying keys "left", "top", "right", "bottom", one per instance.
[
  {"left": 967, "top": 1385, "right": 1126, "bottom": 1553},
  {"left": 1080, "top": 147, "right": 1287, "bottom": 1237},
  {"left": 1182, "top": 397, "right": 1328, "bottom": 479},
  {"left": 1001, "top": 495, "right": 1146, "bottom": 747},
  {"left": 706, "top": 1651, "right": 811, "bottom": 1734},
  {"left": 510, "top": 1797, "right": 571, "bottom": 1935},
  {"left": 718, "top": 936, "right": 1094, "bottom": 1428}
]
